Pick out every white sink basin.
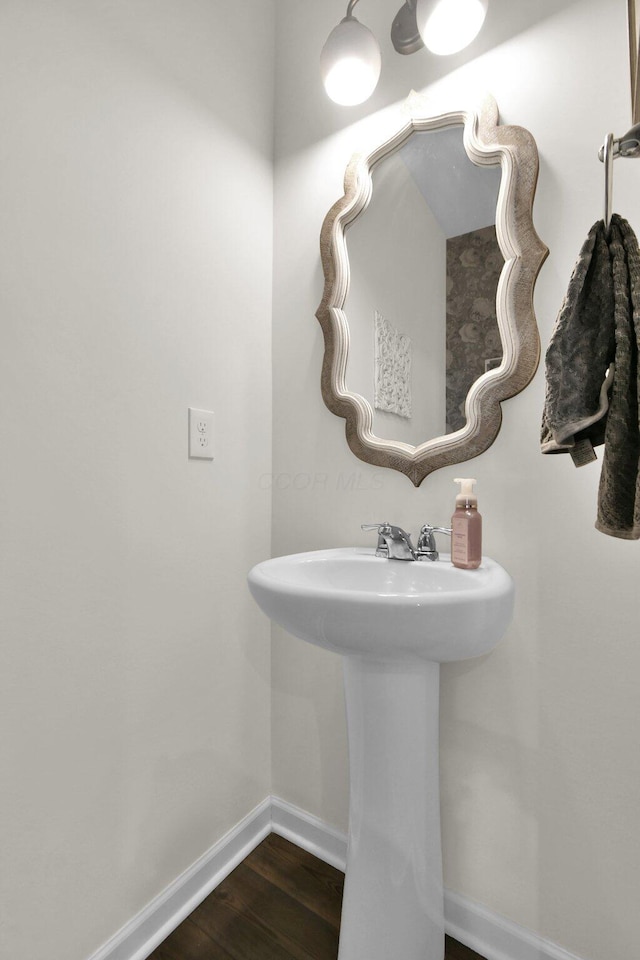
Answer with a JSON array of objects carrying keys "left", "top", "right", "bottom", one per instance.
[
  {"left": 248, "top": 546, "right": 515, "bottom": 960},
  {"left": 248, "top": 546, "right": 514, "bottom": 662}
]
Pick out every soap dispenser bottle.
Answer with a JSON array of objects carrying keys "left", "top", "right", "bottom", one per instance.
[{"left": 451, "top": 478, "right": 482, "bottom": 569}]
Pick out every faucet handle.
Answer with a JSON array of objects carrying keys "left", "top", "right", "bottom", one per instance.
[
  {"left": 361, "top": 523, "right": 392, "bottom": 557},
  {"left": 416, "top": 524, "right": 452, "bottom": 561}
]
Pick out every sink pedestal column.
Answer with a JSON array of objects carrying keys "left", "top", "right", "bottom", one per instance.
[{"left": 339, "top": 656, "right": 444, "bottom": 960}]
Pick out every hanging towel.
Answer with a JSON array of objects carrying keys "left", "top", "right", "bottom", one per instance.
[{"left": 541, "top": 214, "right": 640, "bottom": 539}]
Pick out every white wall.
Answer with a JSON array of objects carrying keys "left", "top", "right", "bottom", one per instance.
[
  {"left": 272, "top": 2, "right": 640, "bottom": 959},
  {"left": 0, "top": 3, "right": 274, "bottom": 960},
  {"left": 3, "top": 3, "right": 639, "bottom": 959}
]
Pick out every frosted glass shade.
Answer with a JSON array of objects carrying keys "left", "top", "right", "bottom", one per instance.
[
  {"left": 416, "top": 0, "right": 487, "bottom": 55},
  {"left": 320, "top": 17, "right": 382, "bottom": 106}
]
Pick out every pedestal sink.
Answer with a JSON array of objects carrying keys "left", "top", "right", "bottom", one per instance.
[{"left": 248, "top": 547, "right": 514, "bottom": 960}]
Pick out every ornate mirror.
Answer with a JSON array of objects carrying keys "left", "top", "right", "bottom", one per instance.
[{"left": 316, "top": 94, "right": 548, "bottom": 486}]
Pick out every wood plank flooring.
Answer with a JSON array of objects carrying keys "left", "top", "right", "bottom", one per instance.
[{"left": 148, "top": 833, "right": 486, "bottom": 960}]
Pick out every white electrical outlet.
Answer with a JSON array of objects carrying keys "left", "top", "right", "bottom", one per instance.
[{"left": 188, "top": 408, "right": 214, "bottom": 460}]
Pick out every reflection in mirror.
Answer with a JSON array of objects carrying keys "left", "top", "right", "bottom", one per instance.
[
  {"left": 344, "top": 125, "right": 503, "bottom": 444},
  {"left": 317, "top": 95, "right": 548, "bottom": 485}
]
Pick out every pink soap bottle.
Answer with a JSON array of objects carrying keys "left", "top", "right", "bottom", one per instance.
[{"left": 451, "top": 478, "right": 482, "bottom": 569}]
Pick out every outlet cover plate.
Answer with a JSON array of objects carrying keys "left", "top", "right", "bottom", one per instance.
[{"left": 188, "top": 408, "right": 214, "bottom": 460}]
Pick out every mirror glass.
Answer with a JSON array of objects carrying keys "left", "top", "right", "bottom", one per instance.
[
  {"left": 316, "top": 96, "right": 548, "bottom": 486},
  {"left": 344, "top": 125, "right": 503, "bottom": 445}
]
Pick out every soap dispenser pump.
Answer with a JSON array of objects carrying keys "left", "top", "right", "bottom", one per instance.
[{"left": 451, "top": 478, "right": 482, "bottom": 569}]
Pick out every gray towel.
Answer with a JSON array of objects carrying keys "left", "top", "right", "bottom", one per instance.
[{"left": 541, "top": 214, "right": 640, "bottom": 539}]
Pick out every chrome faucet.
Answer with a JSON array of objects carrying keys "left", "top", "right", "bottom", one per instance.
[
  {"left": 362, "top": 522, "right": 452, "bottom": 561},
  {"left": 361, "top": 523, "right": 417, "bottom": 561}
]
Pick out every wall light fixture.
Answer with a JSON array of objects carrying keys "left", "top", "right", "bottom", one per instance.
[
  {"left": 321, "top": 0, "right": 488, "bottom": 104},
  {"left": 320, "top": 0, "right": 382, "bottom": 105},
  {"left": 417, "top": 0, "right": 488, "bottom": 55}
]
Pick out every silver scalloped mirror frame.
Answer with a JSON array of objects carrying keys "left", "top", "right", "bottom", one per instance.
[{"left": 316, "top": 94, "right": 548, "bottom": 486}]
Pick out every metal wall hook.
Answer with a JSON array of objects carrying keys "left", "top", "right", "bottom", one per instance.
[
  {"left": 618, "top": 121, "right": 640, "bottom": 156},
  {"left": 603, "top": 132, "right": 615, "bottom": 236},
  {"left": 598, "top": 121, "right": 640, "bottom": 237},
  {"left": 598, "top": 122, "right": 640, "bottom": 161}
]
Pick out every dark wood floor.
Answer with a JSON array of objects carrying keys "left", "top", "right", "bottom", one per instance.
[{"left": 148, "top": 833, "right": 486, "bottom": 960}]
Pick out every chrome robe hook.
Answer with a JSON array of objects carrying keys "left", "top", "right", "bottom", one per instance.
[
  {"left": 603, "top": 132, "right": 614, "bottom": 236},
  {"left": 598, "top": 121, "right": 640, "bottom": 236}
]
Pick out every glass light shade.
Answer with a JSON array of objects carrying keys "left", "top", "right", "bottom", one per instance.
[
  {"left": 320, "top": 17, "right": 382, "bottom": 106},
  {"left": 416, "top": 0, "right": 487, "bottom": 55}
]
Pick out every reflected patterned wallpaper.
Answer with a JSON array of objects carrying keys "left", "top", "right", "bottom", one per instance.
[{"left": 446, "top": 224, "right": 503, "bottom": 433}]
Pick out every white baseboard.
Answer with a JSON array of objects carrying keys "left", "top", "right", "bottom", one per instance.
[
  {"left": 270, "top": 796, "right": 585, "bottom": 960},
  {"left": 444, "top": 890, "right": 586, "bottom": 960},
  {"left": 87, "top": 797, "right": 271, "bottom": 960},
  {"left": 88, "top": 795, "right": 586, "bottom": 960},
  {"left": 270, "top": 795, "right": 347, "bottom": 871}
]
